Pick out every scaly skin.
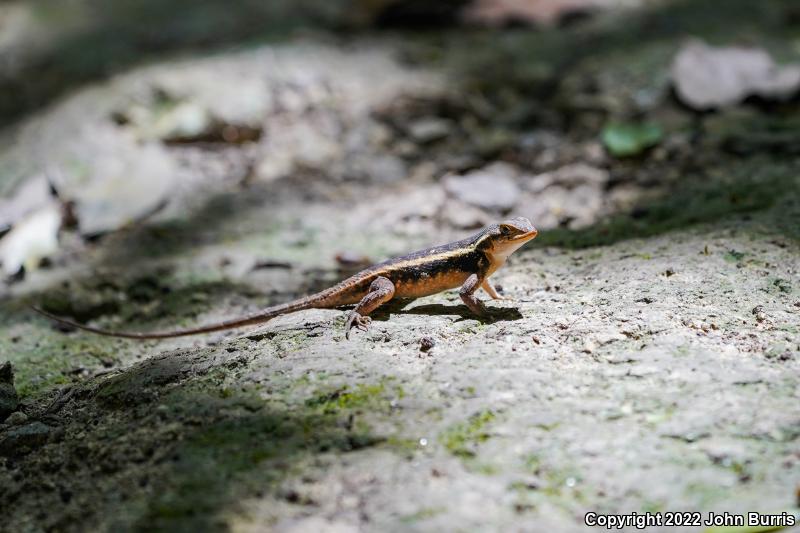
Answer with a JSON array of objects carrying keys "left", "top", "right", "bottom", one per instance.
[{"left": 33, "top": 217, "right": 538, "bottom": 339}]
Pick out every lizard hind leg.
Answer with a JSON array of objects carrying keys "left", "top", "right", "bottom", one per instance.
[{"left": 345, "top": 276, "right": 395, "bottom": 339}]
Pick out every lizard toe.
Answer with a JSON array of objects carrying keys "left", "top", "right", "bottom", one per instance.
[
  {"left": 356, "top": 316, "right": 372, "bottom": 331},
  {"left": 345, "top": 312, "right": 371, "bottom": 339}
]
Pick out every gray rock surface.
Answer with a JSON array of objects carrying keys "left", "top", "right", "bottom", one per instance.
[
  {"left": 0, "top": 421, "right": 50, "bottom": 457},
  {"left": 0, "top": 362, "right": 18, "bottom": 422},
  {"left": 444, "top": 163, "right": 521, "bottom": 213}
]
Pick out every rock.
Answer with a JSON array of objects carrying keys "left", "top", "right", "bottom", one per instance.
[
  {"left": 441, "top": 200, "right": 493, "bottom": 230},
  {"left": 608, "top": 183, "right": 647, "bottom": 212},
  {"left": 514, "top": 193, "right": 561, "bottom": 230},
  {"left": 5, "top": 411, "right": 28, "bottom": 426},
  {"left": 527, "top": 163, "right": 609, "bottom": 193},
  {"left": 256, "top": 120, "right": 343, "bottom": 181},
  {"left": 556, "top": 184, "right": 605, "bottom": 229},
  {"left": 580, "top": 141, "right": 607, "bottom": 166},
  {"left": 471, "top": 127, "right": 515, "bottom": 158},
  {"left": 354, "top": 153, "right": 407, "bottom": 184},
  {"left": 517, "top": 134, "right": 594, "bottom": 171},
  {"left": 0, "top": 362, "right": 19, "bottom": 422},
  {"left": 696, "top": 437, "right": 748, "bottom": 465},
  {"left": 124, "top": 98, "right": 214, "bottom": 142},
  {"left": 443, "top": 162, "right": 520, "bottom": 212},
  {"left": 516, "top": 129, "right": 563, "bottom": 169},
  {"left": 0, "top": 421, "right": 51, "bottom": 457},
  {"left": 406, "top": 117, "right": 452, "bottom": 144},
  {"left": 419, "top": 337, "right": 436, "bottom": 352},
  {"left": 671, "top": 40, "right": 800, "bottom": 110},
  {"left": 519, "top": 163, "right": 609, "bottom": 230},
  {"left": 752, "top": 305, "right": 768, "bottom": 323},
  {"left": 3, "top": 99, "right": 180, "bottom": 237},
  {"left": 275, "top": 516, "right": 358, "bottom": 533}
]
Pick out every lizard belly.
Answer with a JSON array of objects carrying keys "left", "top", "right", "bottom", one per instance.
[{"left": 391, "top": 270, "right": 470, "bottom": 299}]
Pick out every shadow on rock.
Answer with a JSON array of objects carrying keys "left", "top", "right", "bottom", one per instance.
[
  {"left": 373, "top": 300, "right": 523, "bottom": 323},
  {"left": 0, "top": 342, "right": 386, "bottom": 531}
]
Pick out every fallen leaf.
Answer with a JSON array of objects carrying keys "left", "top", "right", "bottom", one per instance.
[
  {"left": 0, "top": 203, "right": 61, "bottom": 278},
  {"left": 0, "top": 176, "right": 52, "bottom": 235},
  {"left": 672, "top": 40, "right": 800, "bottom": 110},
  {"left": 601, "top": 122, "right": 662, "bottom": 157}
]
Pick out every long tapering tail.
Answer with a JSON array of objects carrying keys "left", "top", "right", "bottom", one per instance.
[{"left": 31, "top": 297, "right": 319, "bottom": 339}]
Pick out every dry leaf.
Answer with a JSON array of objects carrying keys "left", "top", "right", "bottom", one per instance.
[
  {"left": 672, "top": 40, "right": 800, "bottom": 110},
  {"left": 0, "top": 203, "right": 61, "bottom": 278},
  {"left": 0, "top": 176, "right": 52, "bottom": 234}
]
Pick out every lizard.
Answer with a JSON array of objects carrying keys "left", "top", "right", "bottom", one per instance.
[{"left": 33, "top": 217, "right": 538, "bottom": 340}]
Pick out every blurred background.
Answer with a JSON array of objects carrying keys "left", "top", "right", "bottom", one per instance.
[{"left": 1, "top": 0, "right": 798, "bottom": 284}]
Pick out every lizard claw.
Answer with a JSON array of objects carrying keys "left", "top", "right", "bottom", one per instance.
[{"left": 345, "top": 312, "right": 372, "bottom": 339}]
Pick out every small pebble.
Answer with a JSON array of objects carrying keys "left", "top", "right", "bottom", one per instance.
[
  {"left": 407, "top": 118, "right": 452, "bottom": 144},
  {"left": 752, "top": 305, "right": 768, "bottom": 322},
  {"left": 419, "top": 337, "right": 435, "bottom": 352}
]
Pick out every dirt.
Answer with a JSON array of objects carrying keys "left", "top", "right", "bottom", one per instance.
[{"left": 1, "top": 1, "right": 799, "bottom": 532}]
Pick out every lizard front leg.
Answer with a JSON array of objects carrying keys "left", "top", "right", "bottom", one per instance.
[
  {"left": 345, "top": 276, "right": 395, "bottom": 339},
  {"left": 460, "top": 273, "right": 489, "bottom": 318},
  {"left": 481, "top": 280, "right": 504, "bottom": 300}
]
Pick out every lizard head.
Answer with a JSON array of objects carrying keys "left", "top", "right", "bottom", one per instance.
[{"left": 476, "top": 217, "right": 538, "bottom": 260}]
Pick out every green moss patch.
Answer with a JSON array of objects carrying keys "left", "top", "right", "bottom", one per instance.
[{"left": 440, "top": 410, "right": 496, "bottom": 459}]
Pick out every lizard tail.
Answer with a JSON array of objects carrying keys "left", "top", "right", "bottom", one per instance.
[{"left": 31, "top": 297, "right": 320, "bottom": 339}]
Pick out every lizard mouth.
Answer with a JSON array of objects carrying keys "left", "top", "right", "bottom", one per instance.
[{"left": 510, "top": 229, "right": 538, "bottom": 241}]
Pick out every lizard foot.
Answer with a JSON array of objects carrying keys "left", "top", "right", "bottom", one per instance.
[{"left": 345, "top": 312, "right": 372, "bottom": 339}]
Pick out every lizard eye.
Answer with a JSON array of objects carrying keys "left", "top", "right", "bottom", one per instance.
[{"left": 500, "top": 225, "right": 510, "bottom": 235}]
